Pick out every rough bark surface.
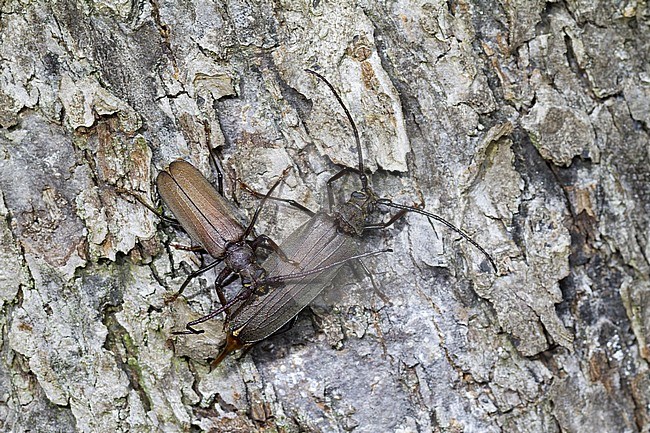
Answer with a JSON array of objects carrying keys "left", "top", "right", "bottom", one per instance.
[{"left": 0, "top": 1, "right": 648, "bottom": 432}]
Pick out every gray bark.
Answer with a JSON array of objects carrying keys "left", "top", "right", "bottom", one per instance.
[{"left": 0, "top": 1, "right": 648, "bottom": 432}]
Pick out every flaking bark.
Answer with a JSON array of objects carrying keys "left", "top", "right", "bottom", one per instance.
[{"left": 0, "top": 1, "right": 648, "bottom": 432}]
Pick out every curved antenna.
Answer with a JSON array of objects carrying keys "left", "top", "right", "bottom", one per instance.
[
  {"left": 305, "top": 69, "right": 368, "bottom": 191},
  {"left": 377, "top": 199, "right": 498, "bottom": 273},
  {"left": 243, "top": 167, "right": 291, "bottom": 239}
]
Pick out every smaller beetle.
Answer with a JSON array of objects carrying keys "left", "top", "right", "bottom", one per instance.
[{"left": 128, "top": 156, "right": 293, "bottom": 333}]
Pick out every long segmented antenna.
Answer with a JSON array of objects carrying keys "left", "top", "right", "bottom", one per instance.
[
  {"left": 305, "top": 69, "right": 368, "bottom": 191},
  {"left": 243, "top": 167, "right": 292, "bottom": 239},
  {"left": 377, "top": 199, "right": 498, "bottom": 272},
  {"left": 264, "top": 248, "right": 392, "bottom": 285}
]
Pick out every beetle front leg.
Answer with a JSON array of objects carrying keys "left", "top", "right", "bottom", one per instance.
[{"left": 250, "top": 235, "right": 300, "bottom": 266}]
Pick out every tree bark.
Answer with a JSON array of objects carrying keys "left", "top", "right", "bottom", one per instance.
[{"left": 0, "top": 1, "right": 648, "bottom": 432}]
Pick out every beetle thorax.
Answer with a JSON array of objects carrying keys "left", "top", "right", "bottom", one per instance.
[
  {"left": 224, "top": 242, "right": 257, "bottom": 274},
  {"left": 334, "top": 190, "right": 374, "bottom": 236}
]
